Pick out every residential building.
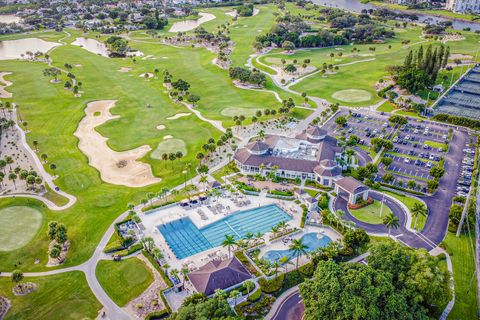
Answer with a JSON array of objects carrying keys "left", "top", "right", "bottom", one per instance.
[{"left": 446, "top": 0, "right": 480, "bottom": 12}]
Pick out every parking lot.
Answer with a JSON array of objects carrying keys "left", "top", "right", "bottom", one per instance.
[{"left": 324, "top": 108, "right": 474, "bottom": 195}]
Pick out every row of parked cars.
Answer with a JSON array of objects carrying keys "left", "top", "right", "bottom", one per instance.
[{"left": 457, "top": 148, "right": 476, "bottom": 197}]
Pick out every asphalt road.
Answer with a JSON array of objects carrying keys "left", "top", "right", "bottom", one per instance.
[{"left": 271, "top": 291, "right": 304, "bottom": 320}]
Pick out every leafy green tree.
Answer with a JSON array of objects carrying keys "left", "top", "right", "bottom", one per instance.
[
  {"left": 334, "top": 116, "right": 347, "bottom": 127},
  {"left": 47, "top": 221, "right": 58, "bottom": 240},
  {"left": 104, "top": 36, "right": 129, "bottom": 57},
  {"left": 11, "top": 270, "right": 23, "bottom": 284},
  {"left": 56, "top": 223, "right": 68, "bottom": 244}
]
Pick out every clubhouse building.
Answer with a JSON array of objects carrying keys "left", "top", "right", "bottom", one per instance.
[
  {"left": 234, "top": 127, "right": 345, "bottom": 187},
  {"left": 233, "top": 126, "right": 369, "bottom": 204}
]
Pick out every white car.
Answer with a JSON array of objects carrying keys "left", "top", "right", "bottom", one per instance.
[
  {"left": 404, "top": 158, "right": 410, "bottom": 163},
  {"left": 405, "top": 135, "right": 410, "bottom": 140},
  {"left": 426, "top": 162, "right": 432, "bottom": 168},
  {"left": 414, "top": 129, "right": 419, "bottom": 134}
]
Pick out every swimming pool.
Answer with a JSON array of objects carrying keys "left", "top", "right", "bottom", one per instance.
[
  {"left": 158, "top": 204, "right": 292, "bottom": 259},
  {"left": 261, "top": 232, "right": 332, "bottom": 263}
]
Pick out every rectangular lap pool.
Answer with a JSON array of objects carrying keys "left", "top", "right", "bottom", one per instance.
[{"left": 157, "top": 204, "right": 292, "bottom": 259}]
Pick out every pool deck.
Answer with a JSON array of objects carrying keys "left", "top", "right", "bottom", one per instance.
[{"left": 140, "top": 193, "right": 303, "bottom": 270}]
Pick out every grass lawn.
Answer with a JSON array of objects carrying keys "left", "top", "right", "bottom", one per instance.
[
  {"left": 442, "top": 232, "right": 478, "bottom": 320},
  {"left": 0, "top": 271, "right": 102, "bottom": 320},
  {"left": 349, "top": 200, "right": 392, "bottom": 224},
  {"left": 96, "top": 257, "right": 154, "bottom": 307},
  {"left": 377, "top": 100, "right": 396, "bottom": 113},
  {"left": 383, "top": 190, "right": 427, "bottom": 231},
  {"left": 425, "top": 140, "right": 448, "bottom": 152},
  {"left": 211, "top": 161, "right": 239, "bottom": 183},
  {"left": 0, "top": 206, "right": 42, "bottom": 251}
]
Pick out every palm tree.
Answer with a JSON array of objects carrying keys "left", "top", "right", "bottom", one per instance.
[
  {"left": 411, "top": 203, "right": 428, "bottom": 231},
  {"left": 199, "top": 175, "right": 208, "bottom": 191},
  {"left": 259, "top": 163, "right": 266, "bottom": 175},
  {"left": 243, "top": 280, "right": 255, "bottom": 297},
  {"left": 254, "top": 232, "right": 263, "bottom": 244},
  {"left": 383, "top": 212, "right": 400, "bottom": 236},
  {"left": 289, "top": 238, "right": 309, "bottom": 269},
  {"left": 147, "top": 192, "right": 155, "bottom": 206},
  {"left": 8, "top": 172, "right": 17, "bottom": 190},
  {"left": 170, "top": 268, "right": 179, "bottom": 282},
  {"left": 0, "top": 160, "right": 6, "bottom": 174},
  {"left": 245, "top": 231, "right": 254, "bottom": 245},
  {"left": 5, "top": 156, "right": 13, "bottom": 170},
  {"left": 181, "top": 267, "right": 189, "bottom": 286},
  {"left": 222, "top": 235, "right": 236, "bottom": 257},
  {"left": 49, "top": 163, "right": 57, "bottom": 176},
  {"left": 279, "top": 256, "right": 293, "bottom": 273},
  {"left": 271, "top": 260, "right": 281, "bottom": 279},
  {"left": 41, "top": 153, "right": 48, "bottom": 163}
]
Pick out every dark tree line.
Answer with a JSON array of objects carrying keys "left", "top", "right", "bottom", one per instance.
[
  {"left": 229, "top": 67, "right": 266, "bottom": 86},
  {"left": 390, "top": 44, "right": 450, "bottom": 93}
]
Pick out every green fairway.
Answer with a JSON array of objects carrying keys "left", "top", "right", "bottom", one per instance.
[
  {"left": 0, "top": 206, "right": 42, "bottom": 251},
  {"left": 349, "top": 200, "right": 392, "bottom": 224},
  {"left": 443, "top": 233, "right": 478, "bottom": 319},
  {"left": 96, "top": 257, "right": 154, "bottom": 307},
  {"left": 0, "top": 271, "right": 102, "bottom": 320}
]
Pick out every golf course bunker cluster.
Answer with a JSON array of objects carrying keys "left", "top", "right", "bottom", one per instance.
[{"left": 74, "top": 100, "right": 161, "bottom": 187}]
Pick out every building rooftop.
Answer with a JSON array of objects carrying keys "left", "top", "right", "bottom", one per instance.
[
  {"left": 188, "top": 257, "right": 251, "bottom": 296},
  {"left": 335, "top": 176, "right": 369, "bottom": 194}
]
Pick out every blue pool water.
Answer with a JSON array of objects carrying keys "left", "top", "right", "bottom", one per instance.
[
  {"left": 158, "top": 204, "right": 292, "bottom": 259},
  {"left": 261, "top": 232, "right": 332, "bottom": 263}
]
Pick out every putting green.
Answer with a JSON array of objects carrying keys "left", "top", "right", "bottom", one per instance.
[
  {"left": 0, "top": 206, "right": 42, "bottom": 251},
  {"left": 220, "top": 107, "right": 261, "bottom": 117},
  {"left": 150, "top": 139, "right": 187, "bottom": 159},
  {"left": 332, "top": 89, "right": 372, "bottom": 103}
]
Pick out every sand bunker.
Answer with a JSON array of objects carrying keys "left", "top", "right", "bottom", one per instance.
[
  {"left": 74, "top": 100, "right": 161, "bottom": 187},
  {"left": 163, "top": 135, "right": 173, "bottom": 140},
  {"left": 253, "top": 8, "right": 260, "bottom": 16},
  {"left": 0, "top": 72, "right": 13, "bottom": 98},
  {"left": 142, "top": 55, "right": 154, "bottom": 60},
  {"left": 118, "top": 67, "right": 132, "bottom": 73},
  {"left": 166, "top": 113, "right": 191, "bottom": 120},
  {"left": 151, "top": 139, "right": 187, "bottom": 159},
  {"left": 156, "top": 125, "right": 166, "bottom": 130},
  {"left": 169, "top": 12, "right": 216, "bottom": 33},
  {"left": 226, "top": 11, "right": 237, "bottom": 17}
]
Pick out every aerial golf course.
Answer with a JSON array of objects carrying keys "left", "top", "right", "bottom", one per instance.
[{"left": 0, "top": 2, "right": 479, "bottom": 319}]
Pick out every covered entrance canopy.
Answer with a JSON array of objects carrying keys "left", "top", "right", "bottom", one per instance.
[{"left": 334, "top": 177, "right": 369, "bottom": 205}]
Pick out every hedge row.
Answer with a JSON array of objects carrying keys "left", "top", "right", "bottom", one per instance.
[
  {"left": 145, "top": 309, "right": 169, "bottom": 320},
  {"left": 259, "top": 274, "right": 285, "bottom": 294},
  {"left": 143, "top": 250, "right": 173, "bottom": 287},
  {"left": 247, "top": 288, "right": 262, "bottom": 302}
]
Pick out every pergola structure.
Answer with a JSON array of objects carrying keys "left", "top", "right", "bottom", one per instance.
[{"left": 334, "top": 176, "right": 369, "bottom": 205}]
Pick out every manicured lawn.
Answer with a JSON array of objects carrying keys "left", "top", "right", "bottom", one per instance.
[
  {"left": 349, "top": 200, "right": 392, "bottom": 224},
  {"left": 0, "top": 271, "right": 102, "bottom": 320},
  {"left": 377, "top": 100, "right": 396, "bottom": 113},
  {"left": 442, "top": 232, "right": 478, "bottom": 320},
  {"left": 383, "top": 190, "right": 427, "bottom": 231},
  {"left": 96, "top": 257, "right": 154, "bottom": 307}
]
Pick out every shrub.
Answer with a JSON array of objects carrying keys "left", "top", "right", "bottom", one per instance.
[
  {"left": 143, "top": 250, "right": 173, "bottom": 287},
  {"left": 127, "top": 242, "right": 143, "bottom": 254},
  {"left": 145, "top": 309, "right": 169, "bottom": 319},
  {"left": 298, "top": 262, "right": 315, "bottom": 277},
  {"left": 300, "top": 204, "right": 308, "bottom": 228},
  {"left": 248, "top": 288, "right": 262, "bottom": 302},
  {"left": 259, "top": 274, "right": 285, "bottom": 293},
  {"left": 103, "top": 240, "right": 124, "bottom": 253}
]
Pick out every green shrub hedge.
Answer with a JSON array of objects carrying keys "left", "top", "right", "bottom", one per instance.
[
  {"left": 127, "top": 242, "right": 143, "bottom": 254},
  {"left": 298, "top": 262, "right": 315, "bottom": 277},
  {"left": 259, "top": 274, "right": 284, "bottom": 293},
  {"left": 248, "top": 288, "right": 262, "bottom": 302},
  {"left": 103, "top": 240, "right": 124, "bottom": 253},
  {"left": 143, "top": 250, "right": 173, "bottom": 287},
  {"left": 145, "top": 309, "right": 169, "bottom": 319}
]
